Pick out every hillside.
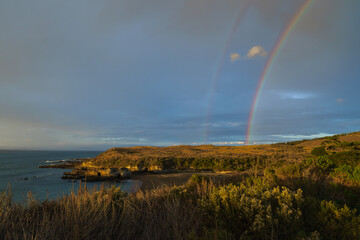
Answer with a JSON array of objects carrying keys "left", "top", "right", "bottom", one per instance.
[{"left": 83, "top": 131, "right": 360, "bottom": 171}]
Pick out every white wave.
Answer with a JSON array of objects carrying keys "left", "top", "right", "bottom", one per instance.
[{"left": 44, "top": 159, "right": 71, "bottom": 163}]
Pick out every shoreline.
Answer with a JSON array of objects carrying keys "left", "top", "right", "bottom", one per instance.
[{"left": 38, "top": 159, "right": 236, "bottom": 192}]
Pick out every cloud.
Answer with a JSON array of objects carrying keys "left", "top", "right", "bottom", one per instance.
[
  {"left": 230, "top": 53, "right": 240, "bottom": 62},
  {"left": 272, "top": 133, "right": 333, "bottom": 140},
  {"left": 230, "top": 46, "right": 267, "bottom": 62},
  {"left": 211, "top": 141, "right": 244, "bottom": 145},
  {"left": 277, "top": 91, "right": 315, "bottom": 100},
  {"left": 191, "top": 141, "right": 245, "bottom": 146},
  {"left": 247, "top": 45, "right": 267, "bottom": 58}
]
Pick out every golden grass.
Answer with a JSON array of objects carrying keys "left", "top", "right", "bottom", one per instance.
[{"left": 0, "top": 183, "right": 206, "bottom": 240}]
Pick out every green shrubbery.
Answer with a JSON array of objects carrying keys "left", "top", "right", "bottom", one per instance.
[
  {"left": 2, "top": 175, "right": 360, "bottom": 239},
  {"left": 315, "top": 155, "right": 334, "bottom": 170},
  {"left": 311, "top": 147, "right": 328, "bottom": 157},
  {"left": 329, "top": 151, "right": 360, "bottom": 166},
  {"left": 199, "top": 183, "right": 304, "bottom": 239},
  {"left": 315, "top": 200, "right": 360, "bottom": 239}
]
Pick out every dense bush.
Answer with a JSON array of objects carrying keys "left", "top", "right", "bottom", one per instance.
[
  {"left": 329, "top": 151, "right": 360, "bottom": 166},
  {"left": 315, "top": 200, "right": 360, "bottom": 239},
  {"left": 311, "top": 147, "right": 328, "bottom": 157},
  {"left": 315, "top": 155, "right": 334, "bottom": 170},
  {"left": 199, "top": 184, "right": 304, "bottom": 239},
  {"left": 334, "top": 164, "right": 354, "bottom": 179}
]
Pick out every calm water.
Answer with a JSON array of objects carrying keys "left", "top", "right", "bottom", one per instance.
[{"left": 0, "top": 150, "right": 139, "bottom": 202}]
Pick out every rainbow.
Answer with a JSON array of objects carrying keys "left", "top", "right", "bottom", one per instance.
[
  {"left": 204, "top": 0, "right": 251, "bottom": 142},
  {"left": 245, "top": 0, "right": 314, "bottom": 145}
]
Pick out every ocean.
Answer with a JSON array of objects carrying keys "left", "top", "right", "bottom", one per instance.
[{"left": 0, "top": 150, "right": 138, "bottom": 202}]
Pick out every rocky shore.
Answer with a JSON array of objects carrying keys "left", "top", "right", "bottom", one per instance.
[{"left": 39, "top": 159, "right": 132, "bottom": 182}]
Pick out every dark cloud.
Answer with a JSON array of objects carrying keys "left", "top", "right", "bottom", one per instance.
[{"left": 0, "top": 0, "right": 358, "bottom": 149}]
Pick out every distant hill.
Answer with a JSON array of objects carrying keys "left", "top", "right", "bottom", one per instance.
[{"left": 86, "top": 131, "right": 360, "bottom": 172}]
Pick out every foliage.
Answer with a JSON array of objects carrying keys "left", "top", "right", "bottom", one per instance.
[
  {"left": 334, "top": 164, "right": 354, "bottom": 179},
  {"left": 311, "top": 147, "right": 328, "bottom": 157},
  {"left": 315, "top": 200, "right": 360, "bottom": 239},
  {"left": 188, "top": 174, "right": 210, "bottom": 186},
  {"left": 329, "top": 151, "right": 360, "bottom": 166},
  {"left": 89, "top": 144, "right": 307, "bottom": 172},
  {"left": 315, "top": 155, "right": 334, "bottom": 170},
  {"left": 3, "top": 172, "right": 360, "bottom": 239},
  {"left": 199, "top": 184, "right": 304, "bottom": 239}
]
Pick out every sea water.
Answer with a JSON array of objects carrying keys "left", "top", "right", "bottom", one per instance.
[{"left": 0, "top": 150, "right": 139, "bottom": 202}]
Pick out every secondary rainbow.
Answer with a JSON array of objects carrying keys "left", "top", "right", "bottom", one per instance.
[
  {"left": 245, "top": 0, "right": 314, "bottom": 145},
  {"left": 204, "top": 0, "right": 251, "bottom": 142}
]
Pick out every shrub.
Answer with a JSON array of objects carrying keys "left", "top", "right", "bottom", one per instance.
[
  {"left": 311, "top": 147, "right": 328, "bottom": 157},
  {"left": 199, "top": 184, "right": 304, "bottom": 239},
  {"left": 316, "top": 200, "right": 360, "bottom": 240},
  {"left": 334, "top": 164, "right": 354, "bottom": 179},
  {"left": 315, "top": 155, "right": 334, "bottom": 170},
  {"left": 352, "top": 165, "right": 360, "bottom": 181},
  {"left": 188, "top": 174, "right": 210, "bottom": 186},
  {"left": 276, "top": 164, "right": 302, "bottom": 178},
  {"left": 329, "top": 151, "right": 360, "bottom": 166}
]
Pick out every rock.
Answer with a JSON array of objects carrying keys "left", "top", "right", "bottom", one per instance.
[
  {"left": 120, "top": 168, "right": 132, "bottom": 177},
  {"left": 62, "top": 170, "right": 86, "bottom": 179}
]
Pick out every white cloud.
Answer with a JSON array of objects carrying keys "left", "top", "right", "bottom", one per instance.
[
  {"left": 212, "top": 141, "right": 245, "bottom": 145},
  {"left": 191, "top": 141, "right": 245, "bottom": 146},
  {"left": 277, "top": 91, "right": 315, "bottom": 100},
  {"left": 247, "top": 45, "right": 267, "bottom": 58},
  {"left": 230, "top": 53, "right": 240, "bottom": 62},
  {"left": 210, "top": 121, "right": 242, "bottom": 128},
  {"left": 272, "top": 133, "right": 333, "bottom": 140}
]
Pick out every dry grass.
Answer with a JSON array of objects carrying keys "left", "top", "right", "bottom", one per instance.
[{"left": 0, "top": 183, "right": 208, "bottom": 240}]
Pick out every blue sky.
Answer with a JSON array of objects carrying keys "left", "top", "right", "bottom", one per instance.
[{"left": 0, "top": 0, "right": 359, "bottom": 150}]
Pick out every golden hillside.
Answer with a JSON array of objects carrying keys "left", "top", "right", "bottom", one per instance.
[{"left": 87, "top": 131, "right": 360, "bottom": 171}]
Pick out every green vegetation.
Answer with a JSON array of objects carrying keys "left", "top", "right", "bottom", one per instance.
[
  {"left": 2, "top": 131, "right": 360, "bottom": 239},
  {"left": 311, "top": 146, "right": 328, "bottom": 157},
  {"left": 86, "top": 143, "right": 307, "bottom": 172},
  {"left": 2, "top": 174, "right": 360, "bottom": 239}
]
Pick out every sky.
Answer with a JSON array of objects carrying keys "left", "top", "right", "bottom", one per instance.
[{"left": 0, "top": 0, "right": 359, "bottom": 150}]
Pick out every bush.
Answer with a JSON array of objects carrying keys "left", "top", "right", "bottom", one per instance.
[
  {"left": 352, "top": 165, "right": 360, "bottom": 181},
  {"left": 276, "top": 164, "right": 302, "bottom": 178},
  {"left": 315, "top": 156, "right": 334, "bottom": 170},
  {"left": 188, "top": 174, "right": 210, "bottom": 186},
  {"left": 316, "top": 200, "right": 360, "bottom": 240},
  {"left": 329, "top": 151, "right": 360, "bottom": 166},
  {"left": 199, "top": 184, "right": 304, "bottom": 239},
  {"left": 334, "top": 164, "right": 354, "bottom": 179},
  {"left": 311, "top": 147, "right": 328, "bottom": 157}
]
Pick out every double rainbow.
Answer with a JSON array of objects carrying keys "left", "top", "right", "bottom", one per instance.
[{"left": 245, "top": 0, "right": 315, "bottom": 145}]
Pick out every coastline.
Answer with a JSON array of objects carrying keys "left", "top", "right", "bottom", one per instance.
[{"left": 38, "top": 159, "right": 236, "bottom": 192}]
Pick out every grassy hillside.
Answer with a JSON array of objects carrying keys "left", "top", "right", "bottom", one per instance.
[
  {"left": 89, "top": 141, "right": 306, "bottom": 171},
  {"left": 85, "top": 132, "right": 360, "bottom": 172}
]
